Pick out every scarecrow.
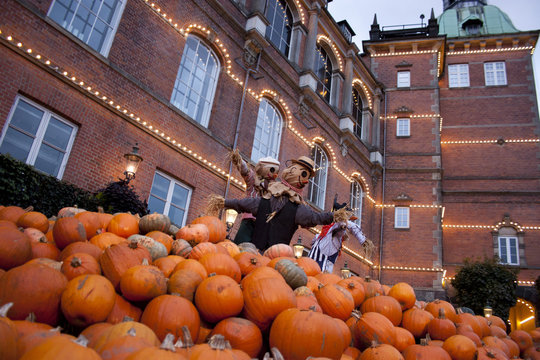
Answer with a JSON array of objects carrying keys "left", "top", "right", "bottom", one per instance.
[
  {"left": 308, "top": 198, "right": 371, "bottom": 273},
  {"left": 208, "top": 156, "right": 351, "bottom": 251},
  {"left": 228, "top": 149, "right": 280, "bottom": 244}
]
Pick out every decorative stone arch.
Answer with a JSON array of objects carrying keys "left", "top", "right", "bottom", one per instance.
[
  {"left": 182, "top": 23, "right": 228, "bottom": 69},
  {"left": 352, "top": 78, "right": 373, "bottom": 110},
  {"left": 307, "top": 139, "right": 331, "bottom": 209},
  {"left": 491, "top": 214, "right": 526, "bottom": 267},
  {"left": 316, "top": 35, "right": 344, "bottom": 72},
  {"left": 350, "top": 171, "right": 371, "bottom": 195}
]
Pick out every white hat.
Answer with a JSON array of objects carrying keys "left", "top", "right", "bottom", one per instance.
[{"left": 258, "top": 157, "right": 280, "bottom": 166}]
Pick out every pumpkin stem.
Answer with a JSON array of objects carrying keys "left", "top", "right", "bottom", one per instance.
[
  {"left": 25, "top": 312, "right": 37, "bottom": 322},
  {"left": 97, "top": 206, "right": 104, "bottom": 213},
  {"left": 0, "top": 302, "right": 14, "bottom": 317},
  {"left": 250, "top": 257, "right": 258, "bottom": 265},
  {"left": 365, "top": 276, "right": 371, "bottom": 282},
  {"left": 420, "top": 338, "right": 428, "bottom": 346},
  {"left": 70, "top": 257, "right": 82, "bottom": 268},
  {"left": 160, "top": 333, "right": 177, "bottom": 352},
  {"left": 122, "top": 316, "right": 134, "bottom": 322},
  {"left": 24, "top": 206, "right": 34, "bottom": 212},
  {"left": 128, "top": 239, "right": 139, "bottom": 249},
  {"left": 73, "top": 334, "right": 90, "bottom": 347},
  {"left": 425, "top": 333, "right": 433, "bottom": 342},
  {"left": 127, "top": 327, "right": 137, "bottom": 337},
  {"left": 207, "top": 334, "right": 228, "bottom": 350},
  {"left": 51, "top": 326, "right": 62, "bottom": 333},
  {"left": 142, "top": 258, "right": 149, "bottom": 266},
  {"left": 174, "top": 325, "right": 195, "bottom": 349},
  {"left": 39, "top": 236, "right": 48, "bottom": 243},
  {"left": 347, "top": 282, "right": 356, "bottom": 289}
]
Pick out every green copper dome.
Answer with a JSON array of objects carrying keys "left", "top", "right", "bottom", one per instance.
[{"left": 438, "top": 5, "right": 519, "bottom": 37}]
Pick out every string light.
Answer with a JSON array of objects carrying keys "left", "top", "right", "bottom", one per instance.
[
  {"left": 447, "top": 46, "right": 534, "bottom": 55},
  {"left": 352, "top": 79, "right": 373, "bottom": 109},
  {"left": 441, "top": 139, "right": 539, "bottom": 145},
  {"left": 372, "top": 49, "right": 438, "bottom": 57},
  {"left": 317, "top": 35, "right": 344, "bottom": 72},
  {"left": 383, "top": 114, "right": 441, "bottom": 119},
  {"left": 374, "top": 265, "right": 444, "bottom": 272}
]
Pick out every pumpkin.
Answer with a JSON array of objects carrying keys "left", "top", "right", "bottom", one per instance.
[
  {"left": 500, "top": 337, "right": 519, "bottom": 358},
  {"left": 74, "top": 211, "right": 103, "bottom": 239},
  {"left": 153, "top": 255, "right": 184, "bottom": 277},
  {"left": 388, "top": 282, "right": 416, "bottom": 311},
  {"left": 337, "top": 278, "right": 366, "bottom": 307},
  {"left": 0, "top": 219, "right": 18, "bottom": 230},
  {"left": 267, "top": 256, "right": 297, "bottom": 269},
  {"left": 138, "top": 213, "right": 171, "bottom": 234},
  {"left": 57, "top": 206, "right": 86, "bottom": 218},
  {"left": 475, "top": 315, "right": 492, "bottom": 338},
  {"left": 315, "top": 272, "right": 341, "bottom": 286},
  {"left": 189, "top": 242, "right": 219, "bottom": 260},
  {"left": 12, "top": 312, "right": 53, "bottom": 340},
  {"left": 120, "top": 260, "right": 167, "bottom": 302},
  {"left": 17, "top": 211, "right": 49, "bottom": 233},
  {"left": 26, "top": 257, "right": 62, "bottom": 271},
  {"left": 402, "top": 308, "right": 435, "bottom": 339},
  {"left": 241, "top": 266, "right": 285, "bottom": 288},
  {"left": 360, "top": 295, "right": 403, "bottom": 326},
  {"left": 127, "top": 234, "right": 168, "bottom": 261},
  {"left": 168, "top": 268, "right": 204, "bottom": 302},
  {"left": 264, "top": 243, "right": 294, "bottom": 259},
  {"left": 171, "top": 239, "right": 192, "bottom": 257},
  {"left": 99, "top": 240, "right": 152, "bottom": 290},
  {"left": 61, "top": 274, "right": 116, "bottom": 328},
  {"left": 425, "top": 299, "right": 458, "bottom": 323},
  {"left": 191, "top": 215, "right": 227, "bottom": 244},
  {"left": 20, "top": 334, "right": 102, "bottom": 360},
  {"left": 198, "top": 252, "right": 242, "bottom": 283},
  {"left": 482, "top": 336, "right": 510, "bottom": 357},
  {"left": 176, "top": 223, "right": 210, "bottom": 247},
  {"left": 488, "top": 315, "right": 507, "bottom": 331},
  {"left": 306, "top": 276, "right": 323, "bottom": 292},
  {"left": 294, "top": 286, "right": 322, "bottom": 312},
  {"left": 0, "top": 227, "right": 32, "bottom": 270},
  {"left": 269, "top": 308, "right": 347, "bottom": 360},
  {"left": 107, "top": 213, "right": 139, "bottom": 238},
  {"left": 363, "top": 276, "right": 384, "bottom": 299},
  {"left": 442, "top": 335, "right": 478, "bottom": 360},
  {"left": 0, "top": 303, "right": 18, "bottom": 360},
  {"left": 217, "top": 240, "right": 241, "bottom": 258},
  {"left": 476, "top": 345, "right": 510, "bottom": 360},
  {"left": 0, "top": 263, "right": 67, "bottom": 325},
  {"left": 92, "top": 320, "right": 160, "bottom": 353},
  {"left": 189, "top": 334, "right": 249, "bottom": 360},
  {"left": 17, "top": 327, "right": 69, "bottom": 358},
  {"left": 61, "top": 253, "right": 101, "bottom": 280},
  {"left": 274, "top": 258, "right": 308, "bottom": 289},
  {"left": 98, "top": 327, "right": 155, "bottom": 360},
  {"left": 238, "top": 242, "right": 259, "bottom": 254},
  {"left": 124, "top": 333, "right": 185, "bottom": 360},
  {"left": 242, "top": 276, "right": 297, "bottom": 331},
  {"left": 59, "top": 242, "right": 103, "bottom": 261},
  {"left": 234, "top": 252, "right": 266, "bottom": 276},
  {"left": 296, "top": 256, "right": 322, "bottom": 276},
  {"left": 455, "top": 310, "right": 482, "bottom": 338},
  {"left": 146, "top": 230, "right": 174, "bottom": 253},
  {"left": 314, "top": 283, "right": 355, "bottom": 321},
  {"left": 509, "top": 329, "right": 533, "bottom": 353},
  {"left": 90, "top": 232, "right": 126, "bottom": 250},
  {"left": 210, "top": 317, "right": 262, "bottom": 358},
  {"left": 24, "top": 227, "right": 47, "bottom": 242},
  {"left": 140, "top": 294, "right": 200, "bottom": 341},
  {"left": 393, "top": 327, "right": 416, "bottom": 352},
  {"left": 402, "top": 338, "right": 452, "bottom": 360},
  {"left": 30, "top": 237, "right": 60, "bottom": 260},
  {"left": 106, "top": 294, "right": 142, "bottom": 324},
  {"left": 173, "top": 258, "right": 208, "bottom": 280},
  {"left": 427, "top": 308, "right": 457, "bottom": 341},
  {"left": 81, "top": 322, "right": 114, "bottom": 349},
  {"left": 358, "top": 342, "right": 404, "bottom": 360},
  {"left": 52, "top": 217, "right": 87, "bottom": 250},
  {"left": 350, "top": 311, "right": 395, "bottom": 350},
  {"left": 0, "top": 205, "right": 31, "bottom": 222},
  {"left": 490, "top": 325, "right": 507, "bottom": 338},
  {"left": 343, "top": 347, "right": 362, "bottom": 360},
  {"left": 195, "top": 274, "right": 244, "bottom": 323},
  {"left": 522, "top": 346, "right": 540, "bottom": 360}
]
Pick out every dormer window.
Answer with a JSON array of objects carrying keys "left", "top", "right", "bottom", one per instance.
[{"left": 462, "top": 18, "right": 483, "bottom": 35}]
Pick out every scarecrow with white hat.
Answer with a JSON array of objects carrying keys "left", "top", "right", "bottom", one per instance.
[
  {"left": 208, "top": 156, "right": 351, "bottom": 252},
  {"left": 228, "top": 149, "right": 280, "bottom": 244}
]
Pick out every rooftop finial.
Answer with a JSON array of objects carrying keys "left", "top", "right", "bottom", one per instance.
[{"left": 372, "top": 13, "right": 378, "bottom": 25}]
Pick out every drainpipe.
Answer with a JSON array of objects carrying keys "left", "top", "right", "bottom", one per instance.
[
  {"left": 224, "top": 53, "right": 261, "bottom": 199},
  {"left": 378, "top": 90, "right": 387, "bottom": 281}
]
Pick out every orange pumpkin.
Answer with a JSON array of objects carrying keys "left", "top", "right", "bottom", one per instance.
[
  {"left": 173, "top": 259, "right": 208, "bottom": 281},
  {"left": 99, "top": 241, "right": 152, "bottom": 290},
  {"left": 176, "top": 223, "right": 210, "bottom": 247},
  {"left": 393, "top": 327, "right": 416, "bottom": 352},
  {"left": 90, "top": 232, "right": 126, "bottom": 250},
  {"left": 119, "top": 261, "right": 167, "bottom": 302},
  {"left": 17, "top": 211, "right": 49, "bottom": 233},
  {"left": 388, "top": 282, "right": 416, "bottom": 311},
  {"left": 0, "top": 227, "right": 32, "bottom": 270},
  {"left": 145, "top": 230, "right": 174, "bottom": 254},
  {"left": 191, "top": 216, "right": 227, "bottom": 244},
  {"left": 314, "top": 283, "right": 355, "bottom": 321},
  {"left": 350, "top": 311, "right": 396, "bottom": 350},
  {"left": 402, "top": 308, "right": 435, "bottom": 339},
  {"left": 360, "top": 295, "right": 403, "bottom": 326},
  {"left": 195, "top": 275, "right": 244, "bottom": 323},
  {"left": 442, "top": 335, "right": 478, "bottom": 360},
  {"left": 0, "top": 205, "right": 30, "bottom": 223},
  {"left": 30, "top": 237, "right": 60, "bottom": 260},
  {"left": 20, "top": 334, "right": 102, "bottom": 360},
  {"left": 263, "top": 243, "right": 294, "bottom": 259},
  {"left": 0, "top": 303, "right": 18, "bottom": 360},
  {"left": 402, "top": 338, "right": 452, "bottom": 360},
  {"left": 107, "top": 213, "right": 139, "bottom": 238},
  {"left": 296, "top": 256, "right": 322, "bottom": 276},
  {"left": 61, "top": 253, "right": 101, "bottom": 280},
  {"left": 210, "top": 317, "right": 262, "bottom": 358},
  {"left": 52, "top": 217, "right": 87, "bottom": 250},
  {"left": 358, "top": 343, "right": 404, "bottom": 360},
  {"left": 59, "top": 242, "right": 103, "bottom": 261},
  {"left": 198, "top": 253, "right": 242, "bottom": 283},
  {"left": 153, "top": 255, "right": 184, "bottom": 277},
  {"left": 106, "top": 293, "right": 142, "bottom": 324},
  {"left": 427, "top": 308, "right": 457, "bottom": 341},
  {"left": 168, "top": 268, "right": 204, "bottom": 302},
  {"left": 425, "top": 299, "right": 458, "bottom": 323}
]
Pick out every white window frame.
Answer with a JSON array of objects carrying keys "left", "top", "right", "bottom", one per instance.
[
  {"left": 47, "top": 0, "right": 126, "bottom": 56},
  {"left": 448, "top": 64, "right": 470, "bottom": 87},
  {"left": 148, "top": 171, "right": 192, "bottom": 228},
  {"left": 396, "top": 118, "right": 410, "bottom": 137},
  {"left": 171, "top": 35, "right": 220, "bottom": 128},
  {"left": 484, "top": 62, "right": 507, "bottom": 86},
  {"left": 394, "top": 207, "right": 410, "bottom": 229},
  {"left": 498, "top": 236, "right": 519, "bottom": 265},
  {"left": 350, "top": 180, "right": 363, "bottom": 226},
  {"left": 0, "top": 96, "right": 77, "bottom": 179},
  {"left": 265, "top": 0, "right": 293, "bottom": 58},
  {"left": 397, "top": 71, "right": 410, "bottom": 88},
  {"left": 307, "top": 144, "right": 328, "bottom": 209},
  {"left": 251, "top": 99, "right": 283, "bottom": 163}
]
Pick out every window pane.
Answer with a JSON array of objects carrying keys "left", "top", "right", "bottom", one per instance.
[
  {"left": 168, "top": 205, "right": 185, "bottom": 227},
  {"left": 10, "top": 100, "right": 44, "bottom": 135},
  {"left": 499, "top": 237, "right": 508, "bottom": 263},
  {"left": 148, "top": 195, "right": 166, "bottom": 214},
  {"left": 171, "top": 183, "right": 189, "bottom": 207},
  {"left": 509, "top": 238, "right": 518, "bottom": 264},
  {"left": 0, "top": 127, "right": 34, "bottom": 161},
  {"left": 33, "top": 143, "right": 64, "bottom": 176},
  {"left": 43, "top": 117, "right": 73, "bottom": 150},
  {"left": 150, "top": 173, "right": 170, "bottom": 199}
]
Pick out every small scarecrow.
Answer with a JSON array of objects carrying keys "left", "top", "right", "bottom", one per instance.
[
  {"left": 208, "top": 156, "right": 351, "bottom": 252},
  {"left": 228, "top": 149, "right": 280, "bottom": 244}
]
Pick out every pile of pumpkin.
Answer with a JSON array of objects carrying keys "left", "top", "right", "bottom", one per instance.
[{"left": 0, "top": 204, "right": 539, "bottom": 360}]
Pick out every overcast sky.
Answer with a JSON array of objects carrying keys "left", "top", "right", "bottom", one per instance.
[{"left": 327, "top": 0, "right": 540, "bottom": 102}]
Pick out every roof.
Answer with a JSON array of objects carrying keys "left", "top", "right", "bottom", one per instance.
[{"left": 438, "top": 4, "right": 519, "bottom": 37}]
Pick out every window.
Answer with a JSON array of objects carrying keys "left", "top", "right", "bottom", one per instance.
[
  {"left": 484, "top": 62, "right": 507, "bottom": 86},
  {"left": 397, "top": 71, "right": 410, "bottom": 88},
  {"left": 148, "top": 171, "right": 192, "bottom": 227},
  {"left": 448, "top": 64, "right": 470, "bottom": 87},
  {"left": 48, "top": 0, "right": 126, "bottom": 56},
  {"left": 307, "top": 144, "right": 328, "bottom": 209},
  {"left": 171, "top": 36, "right": 220, "bottom": 127},
  {"left": 498, "top": 236, "right": 519, "bottom": 265},
  {"left": 394, "top": 207, "right": 409, "bottom": 229},
  {"left": 396, "top": 118, "right": 410, "bottom": 137},
  {"left": 315, "top": 46, "right": 332, "bottom": 102},
  {"left": 352, "top": 87, "right": 364, "bottom": 139},
  {"left": 0, "top": 96, "right": 77, "bottom": 179},
  {"left": 265, "top": 0, "right": 292, "bottom": 57},
  {"left": 350, "top": 180, "right": 363, "bottom": 225},
  {"left": 251, "top": 99, "right": 282, "bottom": 163}
]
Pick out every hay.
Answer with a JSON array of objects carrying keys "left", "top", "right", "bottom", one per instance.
[
  {"left": 360, "top": 239, "right": 376, "bottom": 260},
  {"left": 227, "top": 148, "right": 242, "bottom": 168},
  {"left": 205, "top": 194, "right": 225, "bottom": 217},
  {"left": 333, "top": 207, "right": 353, "bottom": 223}
]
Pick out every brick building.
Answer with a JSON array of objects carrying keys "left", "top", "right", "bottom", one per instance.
[{"left": 0, "top": 0, "right": 538, "bottom": 327}]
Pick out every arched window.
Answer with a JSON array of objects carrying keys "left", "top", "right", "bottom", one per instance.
[
  {"left": 350, "top": 180, "right": 363, "bottom": 225},
  {"left": 315, "top": 45, "right": 332, "bottom": 102},
  {"left": 171, "top": 36, "right": 220, "bottom": 127},
  {"left": 251, "top": 99, "right": 283, "bottom": 163},
  {"left": 307, "top": 144, "right": 328, "bottom": 209},
  {"left": 352, "top": 87, "right": 363, "bottom": 139},
  {"left": 265, "top": 0, "right": 293, "bottom": 57}
]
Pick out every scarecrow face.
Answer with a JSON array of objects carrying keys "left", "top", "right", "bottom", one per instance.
[
  {"left": 255, "top": 163, "right": 279, "bottom": 181},
  {"left": 282, "top": 163, "right": 312, "bottom": 189}
]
